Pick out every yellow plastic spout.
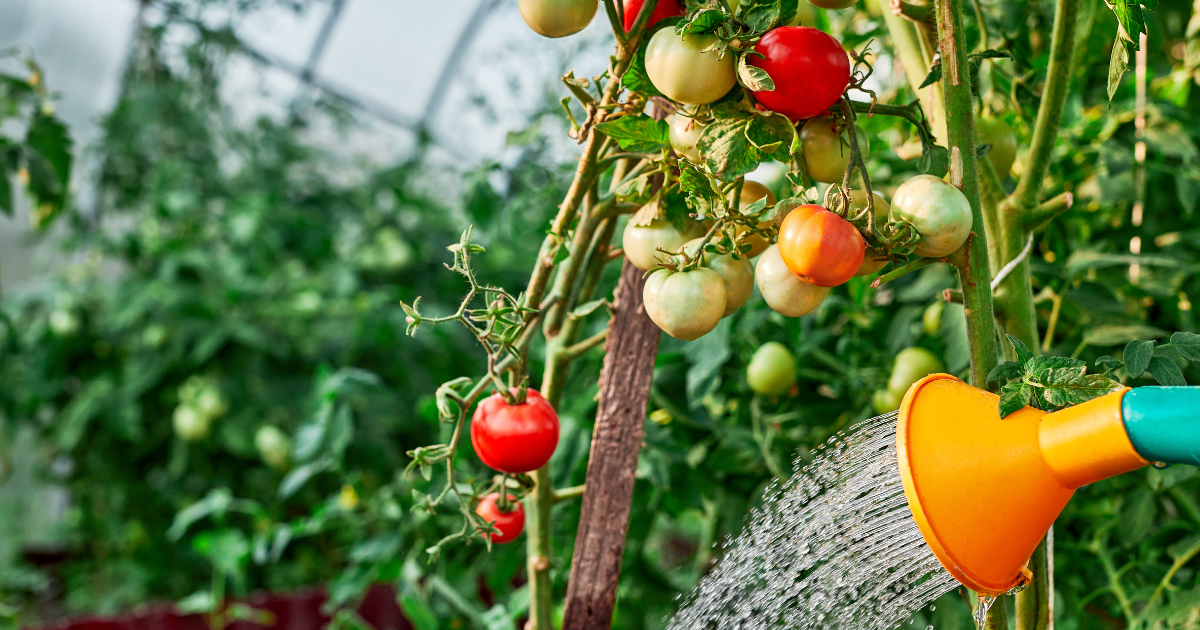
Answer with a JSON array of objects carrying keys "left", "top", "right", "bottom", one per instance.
[{"left": 897, "top": 375, "right": 1148, "bottom": 595}]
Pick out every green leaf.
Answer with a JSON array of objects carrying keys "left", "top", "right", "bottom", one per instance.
[
  {"left": 623, "top": 40, "right": 662, "bottom": 97},
  {"left": 1025, "top": 354, "right": 1087, "bottom": 380},
  {"left": 999, "top": 382, "right": 1033, "bottom": 418},
  {"left": 1083, "top": 324, "right": 1169, "bottom": 346},
  {"left": 1095, "top": 355, "right": 1123, "bottom": 372},
  {"left": 168, "top": 488, "right": 234, "bottom": 541},
  {"left": 698, "top": 110, "right": 762, "bottom": 182},
  {"left": 680, "top": 8, "right": 727, "bottom": 34},
  {"left": 1147, "top": 355, "right": 1187, "bottom": 386},
  {"left": 742, "top": 2, "right": 782, "bottom": 32},
  {"left": 1104, "top": 0, "right": 1157, "bottom": 100},
  {"left": 57, "top": 377, "right": 116, "bottom": 451},
  {"left": 193, "top": 528, "right": 250, "bottom": 575},
  {"left": 678, "top": 164, "right": 723, "bottom": 217},
  {"left": 737, "top": 55, "right": 776, "bottom": 92},
  {"left": 399, "top": 594, "right": 440, "bottom": 630},
  {"left": 1007, "top": 334, "right": 1034, "bottom": 367},
  {"left": 1169, "top": 331, "right": 1200, "bottom": 361},
  {"left": 1041, "top": 373, "right": 1124, "bottom": 407},
  {"left": 684, "top": 318, "right": 732, "bottom": 406},
  {"left": 916, "top": 143, "right": 949, "bottom": 177},
  {"left": 919, "top": 62, "right": 942, "bottom": 88},
  {"left": 1119, "top": 488, "right": 1157, "bottom": 545},
  {"left": 1122, "top": 339, "right": 1156, "bottom": 378},
  {"left": 594, "top": 115, "right": 669, "bottom": 153},
  {"left": 987, "top": 361, "right": 1023, "bottom": 384},
  {"left": 744, "top": 112, "right": 794, "bottom": 155},
  {"left": 1065, "top": 250, "right": 1181, "bottom": 272}
]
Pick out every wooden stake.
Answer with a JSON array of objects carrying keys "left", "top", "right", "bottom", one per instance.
[{"left": 562, "top": 260, "right": 661, "bottom": 630}]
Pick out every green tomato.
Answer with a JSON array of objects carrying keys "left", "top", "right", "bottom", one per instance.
[
  {"left": 890, "top": 174, "right": 973, "bottom": 258},
  {"left": 754, "top": 244, "right": 830, "bottom": 317},
  {"left": 669, "top": 114, "right": 704, "bottom": 163},
  {"left": 173, "top": 405, "right": 211, "bottom": 442},
  {"left": 887, "top": 347, "right": 945, "bottom": 395},
  {"left": 255, "top": 425, "right": 292, "bottom": 470},
  {"left": 682, "top": 238, "right": 754, "bottom": 316},
  {"left": 923, "top": 300, "right": 945, "bottom": 336},
  {"left": 799, "top": 117, "right": 869, "bottom": 184},
  {"left": 747, "top": 342, "right": 797, "bottom": 395},
  {"left": 518, "top": 0, "right": 598, "bottom": 38},
  {"left": 622, "top": 218, "right": 703, "bottom": 271},
  {"left": 976, "top": 116, "right": 1018, "bottom": 178},
  {"left": 48, "top": 309, "right": 79, "bottom": 336},
  {"left": 645, "top": 30, "right": 736, "bottom": 105},
  {"left": 873, "top": 388, "right": 902, "bottom": 414},
  {"left": 643, "top": 267, "right": 727, "bottom": 341}
]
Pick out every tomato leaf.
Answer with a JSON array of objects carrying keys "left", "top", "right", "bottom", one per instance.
[
  {"left": 986, "top": 360, "right": 1023, "bottom": 384},
  {"left": 595, "top": 114, "right": 669, "bottom": 153},
  {"left": 999, "top": 382, "right": 1032, "bottom": 418},
  {"left": 1122, "top": 339, "right": 1156, "bottom": 378},
  {"left": 1041, "top": 372, "right": 1124, "bottom": 407},
  {"left": 742, "top": 1, "right": 782, "bottom": 33},
  {"left": 1025, "top": 355, "right": 1086, "bottom": 380},
  {"left": 919, "top": 62, "right": 942, "bottom": 89},
  {"left": 679, "top": 8, "right": 726, "bottom": 34},
  {"left": 1147, "top": 355, "right": 1187, "bottom": 386},
  {"left": 1104, "top": 0, "right": 1157, "bottom": 100},
  {"left": 678, "top": 163, "right": 724, "bottom": 217},
  {"left": 1169, "top": 332, "right": 1200, "bottom": 361},
  {"left": 1095, "top": 355, "right": 1123, "bottom": 374},
  {"left": 916, "top": 142, "right": 949, "bottom": 177},
  {"left": 698, "top": 111, "right": 762, "bottom": 182},
  {"left": 1007, "top": 334, "right": 1035, "bottom": 367},
  {"left": 744, "top": 112, "right": 793, "bottom": 156},
  {"left": 737, "top": 54, "right": 775, "bottom": 92},
  {"left": 777, "top": 0, "right": 800, "bottom": 26}
]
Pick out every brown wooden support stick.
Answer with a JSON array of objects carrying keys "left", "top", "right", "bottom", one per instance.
[{"left": 561, "top": 260, "right": 661, "bottom": 630}]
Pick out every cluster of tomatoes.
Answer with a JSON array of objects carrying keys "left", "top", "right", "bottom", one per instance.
[{"left": 468, "top": 389, "right": 562, "bottom": 543}]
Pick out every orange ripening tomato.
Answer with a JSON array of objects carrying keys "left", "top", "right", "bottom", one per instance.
[{"left": 777, "top": 204, "right": 865, "bottom": 287}]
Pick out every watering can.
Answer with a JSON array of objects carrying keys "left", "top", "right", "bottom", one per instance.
[{"left": 897, "top": 374, "right": 1200, "bottom": 595}]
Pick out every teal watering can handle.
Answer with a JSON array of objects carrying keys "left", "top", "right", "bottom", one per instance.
[{"left": 1122, "top": 387, "right": 1200, "bottom": 466}]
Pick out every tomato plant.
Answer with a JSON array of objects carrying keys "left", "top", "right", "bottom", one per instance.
[
  {"left": 777, "top": 204, "right": 865, "bottom": 287},
  {"left": 734, "top": 180, "right": 779, "bottom": 257},
  {"left": 471, "top": 389, "right": 561, "bottom": 474},
  {"left": 890, "top": 174, "right": 974, "bottom": 258},
  {"left": 645, "top": 30, "right": 737, "bottom": 105},
  {"left": 748, "top": 27, "right": 850, "bottom": 121},
  {"left": 475, "top": 493, "right": 526, "bottom": 544},
  {"left": 643, "top": 267, "right": 727, "bottom": 340},
  {"left": 519, "top": 0, "right": 598, "bottom": 38}
]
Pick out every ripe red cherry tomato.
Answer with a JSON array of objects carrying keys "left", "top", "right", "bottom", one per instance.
[
  {"left": 471, "top": 389, "right": 560, "bottom": 474},
  {"left": 622, "top": 0, "right": 685, "bottom": 31},
  {"left": 748, "top": 27, "right": 851, "bottom": 121},
  {"left": 475, "top": 493, "right": 526, "bottom": 544},
  {"left": 777, "top": 204, "right": 865, "bottom": 287}
]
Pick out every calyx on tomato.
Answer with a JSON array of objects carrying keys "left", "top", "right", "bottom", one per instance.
[
  {"left": 755, "top": 244, "right": 830, "bottom": 317},
  {"left": 643, "top": 267, "right": 727, "bottom": 340},
  {"left": 475, "top": 493, "right": 526, "bottom": 544},
  {"left": 622, "top": 0, "right": 684, "bottom": 31},
  {"left": 777, "top": 204, "right": 865, "bottom": 287},
  {"left": 623, "top": 217, "right": 704, "bottom": 271},
  {"left": 471, "top": 389, "right": 560, "bottom": 474},
  {"left": 748, "top": 27, "right": 850, "bottom": 121}
]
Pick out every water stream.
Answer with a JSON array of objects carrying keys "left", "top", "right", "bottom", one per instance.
[{"left": 667, "top": 412, "right": 960, "bottom": 630}]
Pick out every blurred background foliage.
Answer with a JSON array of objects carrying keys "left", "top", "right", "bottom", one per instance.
[{"left": 0, "top": 0, "right": 1199, "bottom": 628}]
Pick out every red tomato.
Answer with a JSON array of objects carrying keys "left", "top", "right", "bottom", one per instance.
[
  {"left": 475, "top": 493, "right": 526, "bottom": 544},
  {"left": 471, "top": 388, "right": 560, "bottom": 474},
  {"left": 623, "top": 0, "right": 685, "bottom": 31},
  {"left": 777, "top": 204, "right": 865, "bottom": 287},
  {"left": 748, "top": 27, "right": 851, "bottom": 121}
]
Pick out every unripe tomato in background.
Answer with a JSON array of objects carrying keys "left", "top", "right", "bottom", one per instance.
[
  {"left": 799, "top": 116, "right": 869, "bottom": 184},
  {"left": 755, "top": 245, "right": 830, "bottom": 317},
  {"left": 975, "top": 116, "right": 1018, "bottom": 178},
  {"left": 471, "top": 389, "right": 560, "bottom": 474},
  {"left": 777, "top": 204, "right": 865, "bottom": 287},
  {"left": 519, "top": 0, "right": 598, "bottom": 38},
  {"left": 923, "top": 300, "right": 946, "bottom": 336},
  {"left": 890, "top": 174, "right": 974, "bottom": 258},
  {"left": 173, "top": 405, "right": 210, "bottom": 442},
  {"left": 622, "top": 0, "right": 684, "bottom": 31},
  {"left": 643, "top": 267, "right": 727, "bottom": 340},
  {"left": 747, "top": 342, "right": 797, "bottom": 395},
  {"left": 873, "top": 388, "right": 902, "bottom": 413},
  {"left": 475, "top": 493, "right": 526, "bottom": 544},
  {"left": 749, "top": 27, "right": 850, "bottom": 121},
  {"left": 886, "top": 347, "right": 944, "bottom": 395},
  {"left": 645, "top": 30, "right": 737, "bottom": 105},
  {"left": 255, "top": 425, "right": 292, "bottom": 470}
]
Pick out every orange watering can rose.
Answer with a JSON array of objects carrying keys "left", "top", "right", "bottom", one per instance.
[{"left": 897, "top": 374, "right": 1200, "bottom": 595}]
